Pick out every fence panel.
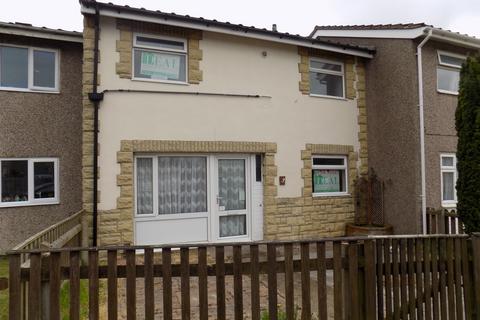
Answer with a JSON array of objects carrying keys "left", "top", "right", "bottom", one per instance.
[{"left": 7, "top": 234, "right": 480, "bottom": 320}]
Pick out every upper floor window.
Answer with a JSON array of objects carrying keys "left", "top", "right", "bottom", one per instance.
[
  {"left": 312, "top": 155, "right": 348, "bottom": 196},
  {"left": 133, "top": 34, "right": 187, "bottom": 83},
  {"left": 0, "top": 45, "right": 59, "bottom": 92},
  {"left": 0, "top": 158, "right": 59, "bottom": 207},
  {"left": 440, "top": 154, "right": 457, "bottom": 207},
  {"left": 437, "top": 51, "right": 465, "bottom": 95},
  {"left": 309, "top": 58, "right": 345, "bottom": 99}
]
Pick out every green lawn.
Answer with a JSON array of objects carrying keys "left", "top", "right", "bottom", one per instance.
[{"left": 0, "top": 256, "right": 8, "bottom": 320}]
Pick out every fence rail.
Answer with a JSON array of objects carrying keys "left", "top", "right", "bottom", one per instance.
[{"left": 7, "top": 234, "right": 480, "bottom": 320}]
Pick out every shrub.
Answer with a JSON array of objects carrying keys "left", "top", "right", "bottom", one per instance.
[{"left": 455, "top": 55, "right": 480, "bottom": 233}]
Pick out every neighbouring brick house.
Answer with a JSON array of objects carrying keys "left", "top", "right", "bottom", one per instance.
[
  {"left": 311, "top": 24, "right": 480, "bottom": 234},
  {"left": 0, "top": 22, "right": 83, "bottom": 251},
  {"left": 79, "top": 0, "right": 374, "bottom": 246}
]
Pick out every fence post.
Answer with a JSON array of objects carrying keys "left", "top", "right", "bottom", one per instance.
[
  {"left": 81, "top": 216, "right": 89, "bottom": 263},
  {"left": 472, "top": 233, "right": 480, "bottom": 320},
  {"left": 41, "top": 254, "right": 51, "bottom": 320},
  {"left": 8, "top": 254, "right": 21, "bottom": 320},
  {"left": 364, "top": 239, "right": 376, "bottom": 319}
]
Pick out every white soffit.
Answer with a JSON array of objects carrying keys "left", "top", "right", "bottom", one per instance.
[{"left": 312, "top": 28, "right": 426, "bottom": 39}]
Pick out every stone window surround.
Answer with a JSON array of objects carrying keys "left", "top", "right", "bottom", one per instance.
[
  {"left": 115, "top": 19, "right": 203, "bottom": 84},
  {"left": 298, "top": 46, "right": 356, "bottom": 100},
  {"left": 300, "top": 144, "right": 357, "bottom": 199}
]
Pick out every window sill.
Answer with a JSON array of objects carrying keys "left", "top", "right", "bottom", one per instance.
[
  {"left": 0, "top": 87, "right": 59, "bottom": 94},
  {"left": 309, "top": 93, "right": 347, "bottom": 101},
  {"left": 131, "top": 77, "right": 189, "bottom": 86},
  {"left": 441, "top": 202, "right": 457, "bottom": 208},
  {"left": 0, "top": 200, "right": 60, "bottom": 209},
  {"left": 312, "top": 192, "right": 350, "bottom": 198},
  {"left": 437, "top": 89, "right": 458, "bottom": 96}
]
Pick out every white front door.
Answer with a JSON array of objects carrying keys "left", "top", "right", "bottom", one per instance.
[{"left": 213, "top": 156, "right": 251, "bottom": 242}]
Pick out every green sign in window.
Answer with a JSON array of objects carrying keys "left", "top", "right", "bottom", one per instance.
[{"left": 313, "top": 169, "right": 341, "bottom": 193}]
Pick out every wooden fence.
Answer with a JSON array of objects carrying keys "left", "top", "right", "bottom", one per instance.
[
  {"left": 427, "top": 208, "right": 463, "bottom": 235},
  {"left": 7, "top": 234, "right": 480, "bottom": 320},
  {"left": 4, "top": 209, "right": 85, "bottom": 319}
]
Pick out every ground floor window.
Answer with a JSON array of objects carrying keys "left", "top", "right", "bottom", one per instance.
[
  {"left": 0, "top": 158, "right": 59, "bottom": 207},
  {"left": 136, "top": 156, "right": 208, "bottom": 216},
  {"left": 312, "top": 155, "right": 348, "bottom": 196},
  {"left": 441, "top": 154, "right": 457, "bottom": 207}
]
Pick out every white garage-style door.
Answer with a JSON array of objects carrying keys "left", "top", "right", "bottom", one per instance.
[{"left": 134, "top": 154, "right": 263, "bottom": 245}]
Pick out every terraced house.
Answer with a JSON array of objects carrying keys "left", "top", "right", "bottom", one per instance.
[
  {"left": 311, "top": 23, "right": 480, "bottom": 234},
  {"left": 79, "top": 0, "right": 374, "bottom": 246},
  {"left": 0, "top": 22, "right": 83, "bottom": 251}
]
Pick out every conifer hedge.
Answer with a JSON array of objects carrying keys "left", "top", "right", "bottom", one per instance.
[{"left": 455, "top": 55, "right": 480, "bottom": 233}]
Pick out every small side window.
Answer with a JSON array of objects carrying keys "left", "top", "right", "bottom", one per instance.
[
  {"left": 311, "top": 155, "right": 348, "bottom": 196},
  {"left": 437, "top": 51, "right": 466, "bottom": 95},
  {"left": 440, "top": 154, "right": 457, "bottom": 207},
  {"left": 309, "top": 58, "right": 345, "bottom": 98}
]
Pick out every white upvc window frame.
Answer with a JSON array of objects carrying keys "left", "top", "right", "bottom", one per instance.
[
  {"left": 440, "top": 153, "right": 457, "bottom": 207},
  {"left": 132, "top": 33, "right": 188, "bottom": 85},
  {"left": 0, "top": 157, "right": 60, "bottom": 208},
  {"left": 436, "top": 50, "right": 466, "bottom": 96},
  {"left": 134, "top": 154, "right": 210, "bottom": 218},
  {"left": 309, "top": 57, "right": 346, "bottom": 100},
  {"left": 0, "top": 44, "right": 60, "bottom": 93},
  {"left": 311, "top": 155, "right": 349, "bottom": 197}
]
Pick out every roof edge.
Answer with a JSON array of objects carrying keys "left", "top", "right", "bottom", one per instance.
[
  {"left": 310, "top": 24, "right": 480, "bottom": 49},
  {"left": 80, "top": 0, "right": 374, "bottom": 58},
  {"left": 0, "top": 21, "right": 82, "bottom": 43}
]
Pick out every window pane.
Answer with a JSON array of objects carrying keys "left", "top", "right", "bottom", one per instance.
[
  {"left": 218, "top": 159, "right": 246, "bottom": 211},
  {"left": 439, "top": 54, "right": 464, "bottom": 67},
  {"left": 136, "top": 36, "right": 185, "bottom": 51},
  {"left": 158, "top": 157, "right": 207, "bottom": 214},
  {"left": 310, "top": 72, "right": 344, "bottom": 97},
  {"left": 313, "top": 157, "right": 344, "bottom": 166},
  {"left": 134, "top": 49, "right": 186, "bottom": 82},
  {"left": 310, "top": 60, "right": 342, "bottom": 72},
  {"left": 442, "top": 156, "right": 454, "bottom": 167},
  {"left": 437, "top": 68, "right": 460, "bottom": 93},
  {"left": 312, "top": 169, "right": 346, "bottom": 193},
  {"left": 255, "top": 154, "right": 262, "bottom": 182},
  {"left": 34, "top": 162, "right": 55, "bottom": 199},
  {"left": 220, "top": 215, "right": 246, "bottom": 237},
  {"left": 33, "top": 50, "right": 56, "bottom": 88},
  {"left": 0, "top": 46, "right": 28, "bottom": 88},
  {"left": 136, "top": 158, "right": 153, "bottom": 214},
  {"left": 1, "top": 160, "right": 28, "bottom": 202},
  {"left": 442, "top": 172, "right": 455, "bottom": 201}
]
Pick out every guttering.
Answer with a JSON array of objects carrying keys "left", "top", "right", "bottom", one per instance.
[
  {"left": 80, "top": 4, "right": 373, "bottom": 58},
  {"left": 429, "top": 28, "right": 480, "bottom": 50},
  {"left": 417, "top": 28, "right": 432, "bottom": 235}
]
